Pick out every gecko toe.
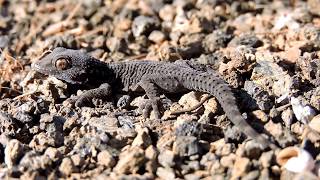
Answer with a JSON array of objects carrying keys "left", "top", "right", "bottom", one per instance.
[{"left": 139, "top": 99, "right": 162, "bottom": 119}]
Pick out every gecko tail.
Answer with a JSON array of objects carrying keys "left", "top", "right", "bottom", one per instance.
[{"left": 189, "top": 73, "right": 275, "bottom": 149}]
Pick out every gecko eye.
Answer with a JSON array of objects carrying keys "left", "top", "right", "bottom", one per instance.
[{"left": 55, "top": 58, "right": 70, "bottom": 70}]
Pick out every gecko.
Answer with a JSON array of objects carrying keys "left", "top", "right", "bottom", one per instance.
[{"left": 32, "top": 47, "right": 276, "bottom": 149}]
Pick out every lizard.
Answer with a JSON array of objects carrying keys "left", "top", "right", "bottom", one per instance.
[{"left": 32, "top": 47, "right": 276, "bottom": 149}]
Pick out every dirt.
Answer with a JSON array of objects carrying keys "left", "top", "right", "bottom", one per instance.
[{"left": 0, "top": 0, "right": 320, "bottom": 179}]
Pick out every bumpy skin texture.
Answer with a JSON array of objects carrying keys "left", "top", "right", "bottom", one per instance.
[{"left": 33, "top": 47, "right": 275, "bottom": 149}]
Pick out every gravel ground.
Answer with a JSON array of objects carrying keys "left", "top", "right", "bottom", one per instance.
[{"left": 1, "top": 0, "right": 320, "bottom": 179}]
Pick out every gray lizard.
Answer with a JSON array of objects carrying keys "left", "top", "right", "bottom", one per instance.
[{"left": 32, "top": 47, "right": 276, "bottom": 149}]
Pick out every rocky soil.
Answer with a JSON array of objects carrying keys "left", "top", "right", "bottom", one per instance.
[{"left": 1, "top": 0, "right": 320, "bottom": 179}]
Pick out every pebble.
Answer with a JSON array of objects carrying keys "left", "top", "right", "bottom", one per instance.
[
  {"left": 203, "top": 97, "right": 218, "bottom": 114},
  {"left": 70, "top": 154, "right": 85, "bottom": 167},
  {"left": 159, "top": 5, "right": 176, "bottom": 22},
  {"left": 0, "top": 35, "right": 9, "bottom": 48},
  {"left": 156, "top": 167, "right": 175, "bottom": 180},
  {"left": 132, "top": 127, "right": 152, "bottom": 149},
  {"left": 19, "top": 151, "right": 51, "bottom": 171},
  {"left": 59, "top": 157, "right": 77, "bottom": 176},
  {"left": 113, "top": 146, "right": 146, "bottom": 174},
  {"left": 158, "top": 150, "right": 175, "bottom": 168},
  {"left": 277, "top": 147, "right": 315, "bottom": 173},
  {"left": 243, "top": 141, "right": 262, "bottom": 159},
  {"left": 251, "top": 110, "right": 269, "bottom": 123},
  {"left": 244, "top": 81, "right": 273, "bottom": 111},
  {"left": 0, "top": 112, "right": 18, "bottom": 137},
  {"left": 4, "top": 139, "right": 25, "bottom": 168},
  {"left": 203, "top": 30, "right": 233, "bottom": 53},
  {"left": 148, "top": 30, "right": 166, "bottom": 44},
  {"left": 178, "top": 91, "right": 202, "bottom": 109},
  {"left": 97, "top": 150, "right": 116, "bottom": 168},
  {"left": 308, "top": 0, "right": 320, "bottom": 16},
  {"left": 309, "top": 114, "right": 320, "bottom": 133},
  {"left": 231, "top": 157, "right": 251, "bottom": 178},
  {"left": 228, "top": 33, "right": 263, "bottom": 48},
  {"left": 132, "top": 15, "right": 159, "bottom": 37},
  {"left": 281, "top": 108, "right": 294, "bottom": 128},
  {"left": 224, "top": 126, "right": 245, "bottom": 144},
  {"left": 44, "top": 147, "right": 62, "bottom": 162},
  {"left": 220, "top": 153, "right": 236, "bottom": 168},
  {"left": 259, "top": 151, "right": 275, "bottom": 169},
  {"left": 291, "top": 96, "right": 316, "bottom": 124},
  {"left": 173, "top": 136, "right": 200, "bottom": 157},
  {"left": 145, "top": 145, "right": 158, "bottom": 160}
]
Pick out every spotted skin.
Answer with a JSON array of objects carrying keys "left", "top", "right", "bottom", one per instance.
[{"left": 32, "top": 47, "right": 276, "bottom": 149}]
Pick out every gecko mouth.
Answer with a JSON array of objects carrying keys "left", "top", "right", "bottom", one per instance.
[{"left": 31, "top": 62, "right": 49, "bottom": 75}]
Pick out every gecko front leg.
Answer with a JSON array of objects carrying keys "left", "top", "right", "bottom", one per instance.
[
  {"left": 131, "top": 75, "right": 183, "bottom": 119},
  {"left": 132, "top": 78, "right": 162, "bottom": 119},
  {"left": 65, "top": 83, "right": 112, "bottom": 107}
]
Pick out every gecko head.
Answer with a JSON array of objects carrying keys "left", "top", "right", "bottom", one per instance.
[{"left": 32, "top": 47, "right": 93, "bottom": 84}]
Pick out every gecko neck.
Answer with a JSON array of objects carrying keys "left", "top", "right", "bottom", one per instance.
[{"left": 86, "top": 58, "right": 118, "bottom": 85}]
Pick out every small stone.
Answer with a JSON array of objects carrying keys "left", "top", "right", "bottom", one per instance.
[
  {"left": 284, "top": 47, "right": 301, "bottom": 63},
  {"left": 282, "top": 108, "right": 294, "bottom": 128},
  {"left": 308, "top": 0, "right": 320, "bottom": 16},
  {"left": 291, "top": 97, "right": 316, "bottom": 124},
  {"left": 220, "top": 153, "right": 236, "bottom": 168},
  {"left": 19, "top": 151, "right": 52, "bottom": 171},
  {"left": 156, "top": 167, "right": 175, "bottom": 180},
  {"left": 174, "top": 115, "right": 200, "bottom": 137},
  {"left": 132, "top": 127, "right": 152, "bottom": 149},
  {"left": 242, "top": 170, "right": 260, "bottom": 180},
  {"left": 264, "top": 120, "right": 283, "bottom": 138},
  {"left": 145, "top": 145, "right": 158, "bottom": 160},
  {"left": 308, "top": 114, "right": 320, "bottom": 133},
  {"left": 148, "top": 30, "right": 165, "bottom": 44},
  {"left": 228, "top": 33, "right": 263, "bottom": 48},
  {"left": 244, "top": 81, "right": 273, "bottom": 111},
  {"left": 203, "top": 97, "right": 218, "bottom": 114},
  {"left": 158, "top": 150, "right": 175, "bottom": 168},
  {"left": 184, "top": 173, "right": 201, "bottom": 180},
  {"left": 106, "top": 37, "right": 128, "bottom": 53},
  {"left": 97, "top": 150, "right": 116, "bottom": 168},
  {"left": 113, "top": 146, "right": 146, "bottom": 174},
  {"left": 173, "top": 136, "right": 200, "bottom": 157},
  {"left": 203, "top": 30, "right": 232, "bottom": 52},
  {"left": 231, "top": 157, "right": 251, "bottom": 178},
  {"left": 251, "top": 110, "right": 269, "bottom": 123},
  {"left": 5, "top": 139, "right": 25, "bottom": 168},
  {"left": 214, "top": 142, "right": 235, "bottom": 156},
  {"left": 310, "top": 87, "right": 320, "bottom": 109},
  {"left": 260, "top": 168, "right": 271, "bottom": 180},
  {"left": 244, "top": 141, "right": 262, "bottom": 159},
  {"left": 44, "top": 147, "right": 61, "bottom": 162},
  {"left": 294, "top": 171, "right": 319, "bottom": 180},
  {"left": 59, "top": 157, "right": 76, "bottom": 176},
  {"left": 224, "top": 126, "right": 245, "bottom": 144},
  {"left": 159, "top": 5, "right": 176, "bottom": 22},
  {"left": 259, "top": 151, "right": 275, "bottom": 168},
  {"left": 0, "top": 35, "right": 9, "bottom": 48},
  {"left": 70, "top": 154, "right": 85, "bottom": 167},
  {"left": 132, "top": 15, "right": 159, "bottom": 37},
  {"left": 277, "top": 147, "right": 315, "bottom": 173},
  {"left": 178, "top": 91, "right": 202, "bottom": 109},
  {"left": 0, "top": 112, "right": 18, "bottom": 137}
]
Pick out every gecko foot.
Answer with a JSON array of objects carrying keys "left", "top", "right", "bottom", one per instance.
[
  {"left": 63, "top": 83, "right": 112, "bottom": 108},
  {"left": 138, "top": 98, "right": 161, "bottom": 120},
  {"left": 63, "top": 94, "right": 94, "bottom": 107}
]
